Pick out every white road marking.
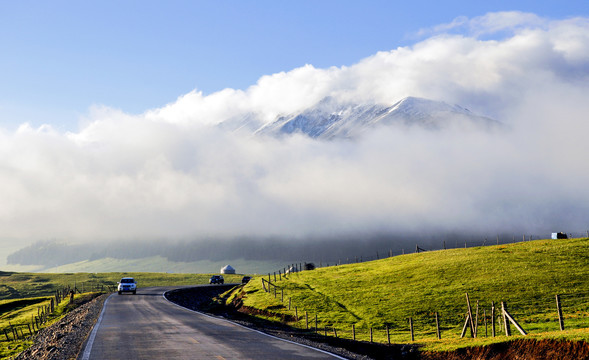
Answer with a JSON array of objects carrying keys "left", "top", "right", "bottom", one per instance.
[{"left": 81, "top": 293, "right": 113, "bottom": 360}]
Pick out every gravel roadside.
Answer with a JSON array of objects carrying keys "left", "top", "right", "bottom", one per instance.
[{"left": 13, "top": 294, "right": 108, "bottom": 360}]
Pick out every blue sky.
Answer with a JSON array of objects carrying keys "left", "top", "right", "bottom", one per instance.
[{"left": 1, "top": 1, "right": 587, "bottom": 131}]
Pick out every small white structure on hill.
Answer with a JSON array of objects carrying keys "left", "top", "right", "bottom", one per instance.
[{"left": 220, "top": 264, "right": 236, "bottom": 274}]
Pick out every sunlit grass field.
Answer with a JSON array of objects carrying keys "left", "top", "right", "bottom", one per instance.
[{"left": 233, "top": 237, "right": 589, "bottom": 351}]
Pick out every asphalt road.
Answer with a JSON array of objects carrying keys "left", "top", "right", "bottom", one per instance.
[{"left": 80, "top": 286, "right": 343, "bottom": 360}]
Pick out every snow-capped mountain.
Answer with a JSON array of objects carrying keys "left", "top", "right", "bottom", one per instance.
[{"left": 253, "top": 96, "right": 501, "bottom": 139}]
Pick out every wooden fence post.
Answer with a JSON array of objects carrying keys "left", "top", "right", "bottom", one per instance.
[
  {"left": 460, "top": 313, "right": 470, "bottom": 338},
  {"left": 466, "top": 293, "right": 475, "bottom": 338},
  {"left": 501, "top": 302, "right": 511, "bottom": 336},
  {"left": 556, "top": 294, "right": 565, "bottom": 331},
  {"left": 484, "top": 309, "right": 487, "bottom": 337},
  {"left": 475, "top": 300, "right": 479, "bottom": 337},
  {"left": 295, "top": 306, "right": 298, "bottom": 321},
  {"left": 288, "top": 297, "right": 291, "bottom": 310},
  {"left": 9, "top": 322, "right": 16, "bottom": 340},
  {"left": 315, "top": 313, "right": 318, "bottom": 334},
  {"left": 387, "top": 325, "right": 390, "bottom": 344},
  {"left": 491, "top": 301, "right": 496, "bottom": 337},
  {"left": 370, "top": 327, "right": 373, "bottom": 343},
  {"left": 305, "top": 311, "right": 308, "bottom": 330},
  {"left": 502, "top": 303, "right": 527, "bottom": 336},
  {"left": 409, "top": 317, "right": 414, "bottom": 341},
  {"left": 334, "top": 327, "right": 338, "bottom": 338},
  {"left": 435, "top": 312, "right": 441, "bottom": 339},
  {"left": 352, "top": 324, "right": 355, "bottom": 341}
]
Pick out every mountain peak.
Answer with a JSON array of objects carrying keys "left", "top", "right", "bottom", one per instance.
[{"left": 250, "top": 96, "right": 500, "bottom": 139}]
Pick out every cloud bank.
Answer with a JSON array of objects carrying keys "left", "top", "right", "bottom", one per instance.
[{"left": 1, "top": 12, "right": 589, "bottom": 244}]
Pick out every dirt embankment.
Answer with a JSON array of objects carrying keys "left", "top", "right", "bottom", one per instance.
[{"left": 420, "top": 339, "right": 589, "bottom": 360}]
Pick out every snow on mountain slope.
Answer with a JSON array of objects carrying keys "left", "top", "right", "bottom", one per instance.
[{"left": 254, "top": 96, "right": 501, "bottom": 139}]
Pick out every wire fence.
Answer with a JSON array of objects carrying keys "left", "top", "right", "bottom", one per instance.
[
  {"left": 0, "top": 283, "right": 113, "bottom": 343},
  {"left": 257, "top": 275, "right": 589, "bottom": 345},
  {"left": 303, "top": 233, "right": 589, "bottom": 267}
]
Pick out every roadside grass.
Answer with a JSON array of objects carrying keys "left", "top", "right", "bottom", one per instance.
[
  {"left": 234, "top": 237, "right": 589, "bottom": 351},
  {"left": 0, "top": 294, "right": 81, "bottom": 359}
]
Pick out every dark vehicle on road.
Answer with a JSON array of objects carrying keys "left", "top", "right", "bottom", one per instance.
[
  {"left": 241, "top": 276, "right": 251, "bottom": 284},
  {"left": 209, "top": 275, "right": 224, "bottom": 284}
]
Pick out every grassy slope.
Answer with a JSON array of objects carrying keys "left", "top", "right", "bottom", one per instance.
[{"left": 235, "top": 238, "right": 589, "bottom": 351}]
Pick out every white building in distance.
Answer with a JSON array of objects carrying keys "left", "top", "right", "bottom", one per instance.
[{"left": 221, "top": 265, "right": 236, "bottom": 274}]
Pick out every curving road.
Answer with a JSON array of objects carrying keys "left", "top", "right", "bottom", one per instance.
[{"left": 80, "top": 286, "right": 343, "bottom": 360}]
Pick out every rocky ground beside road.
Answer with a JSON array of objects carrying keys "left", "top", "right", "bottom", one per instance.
[{"left": 13, "top": 293, "right": 107, "bottom": 360}]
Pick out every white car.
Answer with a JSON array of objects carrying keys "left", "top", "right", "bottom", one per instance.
[{"left": 117, "top": 277, "right": 137, "bottom": 295}]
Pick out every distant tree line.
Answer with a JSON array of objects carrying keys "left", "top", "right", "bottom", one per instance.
[
  {"left": 7, "top": 234, "right": 428, "bottom": 267},
  {"left": 7, "top": 231, "right": 560, "bottom": 268}
]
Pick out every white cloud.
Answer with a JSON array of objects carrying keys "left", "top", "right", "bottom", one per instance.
[
  {"left": 417, "top": 11, "right": 546, "bottom": 38},
  {"left": 1, "top": 12, "right": 588, "bottom": 245}
]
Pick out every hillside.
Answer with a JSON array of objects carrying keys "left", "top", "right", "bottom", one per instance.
[{"left": 231, "top": 237, "right": 589, "bottom": 351}]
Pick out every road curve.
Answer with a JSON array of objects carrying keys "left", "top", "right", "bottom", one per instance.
[{"left": 80, "top": 286, "right": 343, "bottom": 360}]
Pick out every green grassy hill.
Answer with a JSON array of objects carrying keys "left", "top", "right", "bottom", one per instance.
[{"left": 232, "top": 237, "right": 589, "bottom": 351}]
